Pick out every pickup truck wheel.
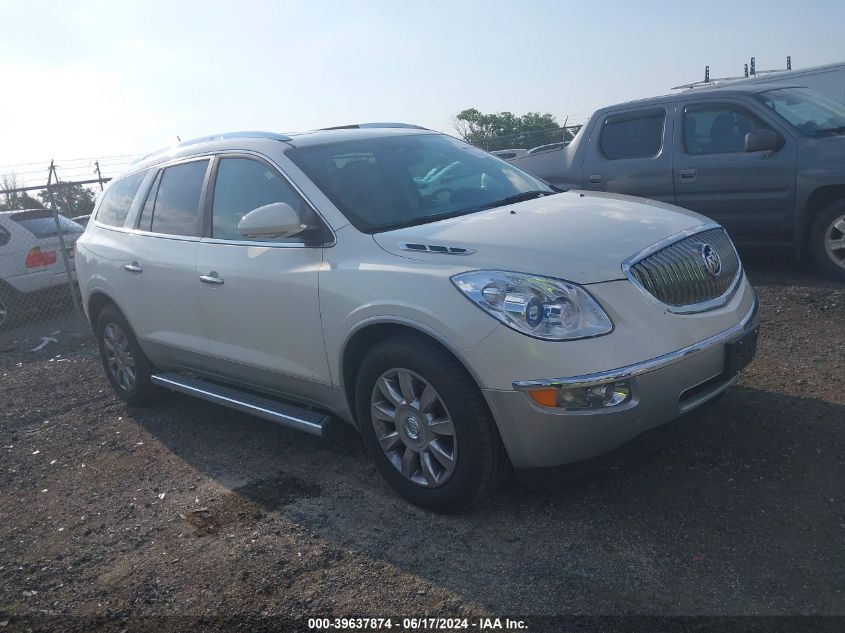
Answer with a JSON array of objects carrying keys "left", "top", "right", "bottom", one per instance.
[
  {"left": 355, "top": 334, "right": 509, "bottom": 512},
  {"left": 810, "top": 200, "right": 845, "bottom": 281},
  {"left": 96, "top": 305, "right": 158, "bottom": 406}
]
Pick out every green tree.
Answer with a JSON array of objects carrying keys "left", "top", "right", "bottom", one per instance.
[
  {"left": 0, "top": 172, "right": 46, "bottom": 211},
  {"left": 453, "top": 109, "right": 560, "bottom": 151},
  {"left": 38, "top": 182, "right": 97, "bottom": 217}
]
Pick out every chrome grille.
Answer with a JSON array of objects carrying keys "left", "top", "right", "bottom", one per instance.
[{"left": 625, "top": 227, "right": 741, "bottom": 312}]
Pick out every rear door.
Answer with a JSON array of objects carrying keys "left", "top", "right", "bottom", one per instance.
[
  {"left": 581, "top": 107, "right": 675, "bottom": 203},
  {"left": 119, "top": 158, "right": 211, "bottom": 368},
  {"left": 673, "top": 100, "right": 796, "bottom": 238},
  {"left": 194, "top": 154, "right": 331, "bottom": 400}
]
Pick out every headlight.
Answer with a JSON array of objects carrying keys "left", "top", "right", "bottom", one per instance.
[{"left": 451, "top": 270, "right": 613, "bottom": 341}]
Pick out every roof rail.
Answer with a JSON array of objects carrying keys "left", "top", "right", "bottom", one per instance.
[
  {"left": 176, "top": 131, "right": 292, "bottom": 147},
  {"left": 135, "top": 131, "right": 292, "bottom": 164},
  {"left": 318, "top": 122, "right": 428, "bottom": 131}
]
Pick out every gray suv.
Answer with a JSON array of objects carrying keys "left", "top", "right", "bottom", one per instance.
[{"left": 511, "top": 83, "right": 845, "bottom": 280}]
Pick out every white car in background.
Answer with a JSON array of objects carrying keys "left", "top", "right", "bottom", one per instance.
[
  {"left": 490, "top": 148, "right": 528, "bottom": 160},
  {"left": 0, "top": 209, "right": 83, "bottom": 329},
  {"left": 75, "top": 126, "right": 759, "bottom": 512}
]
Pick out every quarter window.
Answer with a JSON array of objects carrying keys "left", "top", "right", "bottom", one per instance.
[
  {"left": 684, "top": 104, "right": 772, "bottom": 154},
  {"left": 139, "top": 160, "right": 208, "bottom": 236},
  {"left": 96, "top": 170, "right": 147, "bottom": 227},
  {"left": 211, "top": 158, "right": 310, "bottom": 242},
  {"left": 600, "top": 110, "right": 665, "bottom": 160}
]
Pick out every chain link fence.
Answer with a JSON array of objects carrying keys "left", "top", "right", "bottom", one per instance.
[
  {"left": 0, "top": 203, "right": 90, "bottom": 354},
  {"left": 470, "top": 124, "right": 583, "bottom": 155}
]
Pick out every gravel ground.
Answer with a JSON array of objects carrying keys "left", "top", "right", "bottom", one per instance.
[{"left": 0, "top": 247, "right": 843, "bottom": 632}]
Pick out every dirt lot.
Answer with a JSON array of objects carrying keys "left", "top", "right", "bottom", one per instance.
[{"left": 1, "top": 247, "right": 843, "bottom": 632}]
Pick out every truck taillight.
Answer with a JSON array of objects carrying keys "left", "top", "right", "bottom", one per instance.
[{"left": 25, "top": 246, "right": 57, "bottom": 268}]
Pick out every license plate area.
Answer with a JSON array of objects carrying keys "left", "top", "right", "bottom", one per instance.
[{"left": 725, "top": 326, "right": 759, "bottom": 377}]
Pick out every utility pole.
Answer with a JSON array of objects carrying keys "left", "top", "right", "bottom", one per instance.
[
  {"left": 94, "top": 161, "right": 105, "bottom": 190},
  {"left": 45, "top": 161, "right": 82, "bottom": 316}
]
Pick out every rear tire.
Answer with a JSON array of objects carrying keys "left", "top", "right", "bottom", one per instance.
[
  {"left": 809, "top": 199, "right": 845, "bottom": 281},
  {"left": 355, "top": 333, "right": 509, "bottom": 512},
  {"left": 96, "top": 304, "right": 158, "bottom": 406}
]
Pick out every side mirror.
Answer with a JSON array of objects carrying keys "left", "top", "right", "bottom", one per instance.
[
  {"left": 237, "top": 202, "right": 305, "bottom": 239},
  {"left": 745, "top": 129, "right": 784, "bottom": 153}
]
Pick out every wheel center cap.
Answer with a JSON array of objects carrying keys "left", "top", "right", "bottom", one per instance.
[
  {"left": 404, "top": 416, "right": 420, "bottom": 440},
  {"left": 396, "top": 406, "right": 427, "bottom": 448}
]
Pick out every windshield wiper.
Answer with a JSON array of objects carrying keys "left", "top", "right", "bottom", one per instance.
[
  {"left": 486, "top": 190, "right": 553, "bottom": 209},
  {"left": 814, "top": 125, "right": 845, "bottom": 136}
]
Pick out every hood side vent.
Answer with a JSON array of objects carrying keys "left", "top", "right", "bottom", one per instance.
[{"left": 400, "top": 242, "right": 475, "bottom": 255}]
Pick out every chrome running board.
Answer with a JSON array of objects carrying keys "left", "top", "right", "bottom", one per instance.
[{"left": 151, "top": 373, "right": 331, "bottom": 437}]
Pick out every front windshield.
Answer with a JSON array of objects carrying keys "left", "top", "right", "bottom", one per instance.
[
  {"left": 287, "top": 133, "right": 554, "bottom": 233},
  {"left": 755, "top": 87, "right": 845, "bottom": 137}
]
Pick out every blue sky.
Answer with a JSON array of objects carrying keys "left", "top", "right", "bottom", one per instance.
[{"left": 1, "top": 0, "right": 843, "bottom": 182}]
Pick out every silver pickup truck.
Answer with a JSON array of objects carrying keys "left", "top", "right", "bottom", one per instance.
[{"left": 510, "top": 82, "right": 845, "bottom": 280}]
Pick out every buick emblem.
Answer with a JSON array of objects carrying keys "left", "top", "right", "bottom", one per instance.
[{"left": 699, "top": 243, "right": 722, "bottom": 277}]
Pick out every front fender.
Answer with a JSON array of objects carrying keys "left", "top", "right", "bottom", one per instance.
[{"left": 319, "top": 251, "right": 497, "bottom": 387}]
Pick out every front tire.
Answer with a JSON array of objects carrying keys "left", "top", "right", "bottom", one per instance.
[
  {"left": 355, "top": 334, "right": 509, "bottom": 512},
  {"left": 96, "top": 304, "right": 158, "bottom": 406},
  {"left": 810, "top": 199, "right": 845, "bottom": 281}
]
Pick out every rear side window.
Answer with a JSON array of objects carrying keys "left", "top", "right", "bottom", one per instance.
[
  {"left": 97, "top": 170, "right": 147, "bottom": 227},
  {"left": 684, "top": 103, "right": 773, "bottom": 154},
  {"left": 0, "top": 224, "right": 10, "bottom": 247},
  {"left": 211, "top": 157, "right": 310, "bottom": 242},
  {"left": 138, "top": 160, "right": 209, "bottom": 236},
  {"left": 10, "top": 210, "right": 84, "bottom": 238},
  {"left": 600, "top": 110, "right": 665, "bottom": 160}
]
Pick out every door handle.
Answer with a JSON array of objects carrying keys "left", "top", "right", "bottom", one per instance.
[
  {"left": 679, "top": 168, "right": 697, "bottom": 180},
  {"left": 589, "top": 174, "right": 604, "bottom": 184},
  {"left": 199, "top": 273, "right": 224, "bottom": 286},
  {"left": 123, "top": 262, "right": 143, "bottom": 273}
]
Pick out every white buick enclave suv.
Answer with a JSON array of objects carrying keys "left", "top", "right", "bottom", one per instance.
[{"left": 75, "top": 126, "right": 759, "bottom": 511}]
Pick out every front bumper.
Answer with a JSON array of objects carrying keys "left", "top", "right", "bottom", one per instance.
[{"left": 483, "top": 294, "right": 759, "bottom": 469}]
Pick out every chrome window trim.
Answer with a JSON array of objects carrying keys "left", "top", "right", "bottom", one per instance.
[
  {"left": 621, "top": 222, "right": 743, "bottom": 314},
  {"left": 91, "top": 218, "right": 204, "bottom": 242},
  {"left": 514, "top": 291, "right": 758, "bottom": 391},
  {"left": 91, "top": 221, "right": 134, "bottom": 235},
  {"left": 199, "top": 237, "right": 307, "bottom": 249},
  {"left": 90, "top": 222, "right": 201, "bottom": 243},
  {"left": 130, "top": 230, "right": 202, "bottom": 243}
]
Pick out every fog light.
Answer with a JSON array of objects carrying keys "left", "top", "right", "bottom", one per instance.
[{"left": 526, "top": 380, "right": 631, "bottom": 409}]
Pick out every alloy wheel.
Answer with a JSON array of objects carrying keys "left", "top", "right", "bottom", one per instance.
[
  {"left": 103, "top": 322, "right": 136, "bottom": 391},
  {"left": 370, "top": 368, "right": 457, "bottom": 488},
  {"left": 824, "top": 213, "right": 845, "bottom": 270}
]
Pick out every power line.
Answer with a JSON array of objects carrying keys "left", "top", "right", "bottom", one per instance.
[
  {"left": 0, "top": 177, "right": 112, "bottom": 195},
  {"left": 0, "top": 153, "right": 139, "bottom": 171}
]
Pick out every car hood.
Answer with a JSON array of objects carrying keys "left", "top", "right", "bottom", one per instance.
[{"left": 372, "top": 191, "right": 713, "bottom": 284}]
